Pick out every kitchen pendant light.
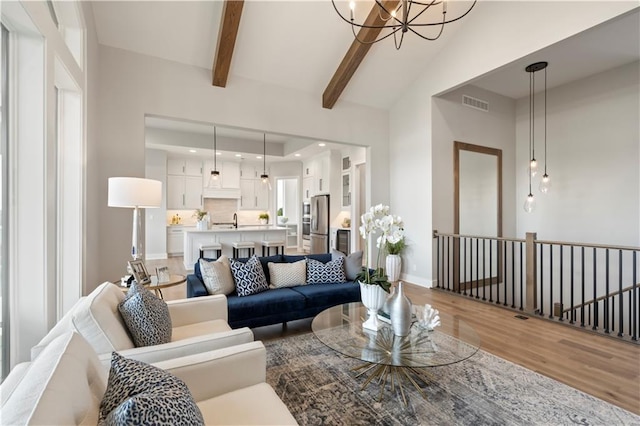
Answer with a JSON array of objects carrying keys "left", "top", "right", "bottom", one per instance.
[
  {"left": 208, "top": 126, "right": 220, "bottom": 187},
  {"left": 261, "top": 134, "right": 271, "bottom": 190}
]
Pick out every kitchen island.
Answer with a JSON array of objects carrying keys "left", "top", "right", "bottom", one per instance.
[{"left": 183, "top": 226, "right": 287, "bottom": 270}]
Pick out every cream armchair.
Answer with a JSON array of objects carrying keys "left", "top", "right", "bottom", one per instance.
[
  {"left": 2, "top": 332, "right": 297, "bottom": 425},
  {"left": 31, "top": 281, "right": 253, "bottom": 364}
]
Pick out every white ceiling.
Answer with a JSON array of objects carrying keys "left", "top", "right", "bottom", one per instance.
[
  {"left": 91, "top": 0, "right": 472, "bottom": 109},
  {"left": 92, "top": 2, "right": 639, "bottom": 158}
]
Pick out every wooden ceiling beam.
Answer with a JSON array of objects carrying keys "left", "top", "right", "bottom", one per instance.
[
  {"left": 212, "top": 0, "right": 244, "bottom": 87},
  {"left": 322, "top": 0, "right": 400, "bottom": 109}
]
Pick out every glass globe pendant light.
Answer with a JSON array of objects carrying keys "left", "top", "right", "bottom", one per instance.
[{"left": 538, "top": 65, "right": 551, "bottom": 194}]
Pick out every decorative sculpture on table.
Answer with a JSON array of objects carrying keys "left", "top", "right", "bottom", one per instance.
[{"left": 416, "top": 303, "right": 441, "bottom": 331}]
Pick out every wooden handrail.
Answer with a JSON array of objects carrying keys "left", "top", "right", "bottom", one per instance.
[{"left": 563, "top": 284, "right": 639, "bottom": 313}]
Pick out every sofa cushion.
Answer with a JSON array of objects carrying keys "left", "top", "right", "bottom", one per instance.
[
  {"left": 291, "top": 282, "right": 361, "bottom": 308},
  {"left": 2, "top": 332, "right": 107, "bottom": 425},
  {"left": 171, "top": 319, "right": 231, "bottom": 342},
  {"left": 307, "top": 257, "right": 347, "bottom": 284},
  {"left": 99, "top": 352, "right": 204, "bottom": 425},
  {"left": 31, "top": 282, "right": 135, "bottom": 359},
  {"left": 268, "top": 259, "right": 307, "bottom": 289},
  {"left": 198, "top": 254, "right": 284, "bottom": 285},
  {"left": 226, "top": 288, "right": 306, "bottom": 322},
  {"left": 199, "top": 256, "right": 235, "bottom": 295},
  {"left": 230, "top": 255, "right": 269, "bottom": 297},
  {"left": 118, "top": 282, "right": 172, "bottom": 347},
  {"left": 331, "top": 249, "right": 364, "bottom": 281},
  {"left": 196, "top": 382, "right": 297, "bottom": 425},
  {"left": 283, "top": 253, "right": 331, "bottom": 264}
]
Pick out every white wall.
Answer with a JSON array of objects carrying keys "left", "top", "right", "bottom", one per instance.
[
  {"left": 145, "top": 149, "right": 168, "bottom": 259},
  {"left": 94, "top": 46, "right": 389, "bottom": 286},
  {"left": 516, "top": 61, "right": 640, "bottom": 246},
  {"left": 390, "top": 1, "right": 637, "bottom": 287}
]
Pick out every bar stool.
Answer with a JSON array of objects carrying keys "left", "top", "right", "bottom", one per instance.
[
  {"left": 199, "top": 243, "right": 222, "bottom": 260},
  {"left": 261, "top": 240, "right": 285, "bottom": 256},
  {"left": 232, "top": 241, "right": 255, "bottom": 258}
]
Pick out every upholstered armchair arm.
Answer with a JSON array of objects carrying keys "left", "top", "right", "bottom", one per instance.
[
  {"left": 167, "top": 294, "right": 228, "bottom": 326},
  {"left": 152, "top": 341, "right": 267, "bottom": 402},
  {"left": 98, "top": 327, "right": 254, "bottom": 365}
]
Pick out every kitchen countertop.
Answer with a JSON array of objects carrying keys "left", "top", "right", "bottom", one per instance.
[{"left": 185, "top": 225, "right": 287, "bottom": 233}]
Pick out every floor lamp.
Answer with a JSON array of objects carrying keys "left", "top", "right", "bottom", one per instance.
[{"left": 108, "top": 177, "right": 162, "bottom": 262}]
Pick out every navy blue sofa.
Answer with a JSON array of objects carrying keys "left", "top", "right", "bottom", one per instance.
[{"left": 186, "top": 253, "right": 362, "bottom": 329}]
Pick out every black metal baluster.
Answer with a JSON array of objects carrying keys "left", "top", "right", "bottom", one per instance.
[
  {"left": 481, "top": 239, "right": 486, "bottom": 301},
  {"left": 471, "top": 238, "right": 480, "bottom": 299},
  {"left": 581, "top": 247, "right": 585, "bottom": 327},
  {"left": 436, "top": 235, "right": 440, "bottom": 289},
  {"left": 604, "top": 249, "right": 610, "bottom": 333},
  {"left": 633, "top": 251, "right": 637, "bottom": 341},
  {"left": 520, "top": 241, "right": 524, "bottom": 311},
  {"left": 539, "top": 244, "right": 544, "bottom": 316},
  {"left": 447, "top": 236, "right": 451, "bottom": 291},
  {"left": 511, "top": 241, "right": 515, "bottom": 308},
  {"left": 549, "top": 244, "right": 554, "bottom": 319},
  {"left": 593, "top": 248, "right": 598, "bottom": 330},
  {"left": 489, "top": 239, "right": 493, "bottom": 302},
  {"left": 559, "top": 245, "right": 564, "bottom": 321},
  {"left": 570, "top": 247, "right": 575, "bottom": 324},
  {"left": 611, "top": 294, "right": 616, "bottom": 333},
  {"left": 462, "top": 237, "right": 467, "bottom": 295},
  {"left": 618, "top": 250, "right": 623, "bottom": 337}
]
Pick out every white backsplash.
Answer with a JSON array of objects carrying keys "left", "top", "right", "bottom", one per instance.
[{"left": 168, "top": 199, "right": 268, "bottom": 226}]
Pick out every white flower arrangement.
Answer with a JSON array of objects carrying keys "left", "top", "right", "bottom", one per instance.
[{"left": 357, "top": 204, "right": 405, "bottom": 292}]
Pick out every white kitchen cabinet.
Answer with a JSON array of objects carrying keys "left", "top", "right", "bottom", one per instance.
[
  {"left": 315, "top": 153, "right": 330, "bottom": 194},
  {"left": 167, "top": 175, "right": 202, "bottom": 209},
  {"left": 167, "top": 227, "right": 184, "bottom": 255},
  {"left": 302, "top": 176, "right": 314, "bottom": 202},
  {"left": 168, "top": 158, "right": 202, "bottom": 176},
  {"left": 203, "top": 160, "right": 240, "bottom": 189},
  {"left": 239, "top": 179, "right": 269, "bottom": 210},
  {"left": 342, "top": 172, "right": 351, "bottom": 208},
  {"left": 302, "top": 159, "right": 315, "bottom": 178},
  {"left": 285, "top": 223, "right": 298, "bottom": 248},
  {"left": 240, "top": 162, "right": 260, "bottom": 179}
]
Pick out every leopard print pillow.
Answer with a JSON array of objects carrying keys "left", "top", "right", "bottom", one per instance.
[
  {"left": 118, "top": 284, "right": 172, "bottom": 347},
  {"left": 99, "top": 352, "right": 204, "bottom": 425}
]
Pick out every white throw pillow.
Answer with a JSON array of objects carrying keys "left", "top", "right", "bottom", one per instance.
[
  {"left": 199, "top": 255, "right": 235, "bottom": 295},
  {"left": 268, "top": 260, "right": 307, "bottom": 289}
]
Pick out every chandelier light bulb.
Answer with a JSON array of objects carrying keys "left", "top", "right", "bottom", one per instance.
[
  {"left": 539, "top": 173, "right": 551, "bottom": 194},
  {"left": 349, "top": 1, "right": 355, "bottom": 11},
  {"left": 529, "top": 158, "right": 538, "bottom": 177},
  {"left": 523, "top": 193, "right": 536, "bottom": 213}
]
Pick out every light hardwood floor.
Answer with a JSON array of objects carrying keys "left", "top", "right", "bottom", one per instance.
[{"left": 147, "top": 257, "right": 640, "bottom": 415}]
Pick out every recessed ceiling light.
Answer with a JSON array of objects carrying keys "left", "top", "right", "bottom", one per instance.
[
  {"left": 189, "top": 149, "right": 197, "bottom": 153},
  {"left": 235, "top": 154, "right": 242, "bottom": 157},
  {"left": 294, "top": 153, "right": 301, "bottom": 157},
  {"left": 216, "top": 152, "right": 222, "bottom": 156},
  {"left": 256, "top": 156, "right": 262, "bottom": 159},
  {"left": 318, "top": 143, "right": 326, "bottom": 147}
]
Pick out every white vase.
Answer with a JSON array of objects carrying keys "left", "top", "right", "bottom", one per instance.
[
  {"left": 196, "top": 220, "right": 208, "bottom": 231},
  {"left": 386, "top": 254, "right": 402, "bottom": 282},
  {"left": 259, "top": 218, "right": 268, "bottom": 225},
  {"left": 359, "top": 281, "right": 388, "bottom": 332}
]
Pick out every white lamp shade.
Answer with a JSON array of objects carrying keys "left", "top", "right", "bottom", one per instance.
[{"left": 108, "top": 177, "right": 162, "bottom": 208}]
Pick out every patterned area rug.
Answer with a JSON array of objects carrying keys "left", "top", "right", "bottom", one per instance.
[{"left": 265, "top": 332, "right": 639, "bottom": 425}]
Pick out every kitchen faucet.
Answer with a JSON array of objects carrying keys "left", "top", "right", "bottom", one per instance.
[{"left": 233, "top": 212, "right": 238, "bottom": 229}]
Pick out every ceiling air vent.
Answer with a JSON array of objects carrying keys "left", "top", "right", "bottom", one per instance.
[{"left": 462, "top": 95, "right": 489, "bottom": 112}]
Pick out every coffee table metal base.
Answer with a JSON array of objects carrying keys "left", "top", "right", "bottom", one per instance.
[{"left": 352, "top": 362, "right": 434, "bottom": 406}]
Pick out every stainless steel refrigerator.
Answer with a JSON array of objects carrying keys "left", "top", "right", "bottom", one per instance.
[{"left": 310, "top": 194, "right": 330, "bottom": 254}]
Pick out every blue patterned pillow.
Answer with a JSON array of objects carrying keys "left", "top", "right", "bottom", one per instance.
[
  {"left": 307, "top": 256, "right": 347, "bottom": 284},
  {"left": 118, "top": 283, "right": 172, "bottom": 347},
  {"left": 99, "top": 352, "right": 204, "bottom": 425},
  {"left": 230, "top": 255, "right": 269, "bottom": 297}
]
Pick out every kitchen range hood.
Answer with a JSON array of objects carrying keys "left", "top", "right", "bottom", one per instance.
[{"left": 202, "top": 188, "right": 240, "bottom": 199}]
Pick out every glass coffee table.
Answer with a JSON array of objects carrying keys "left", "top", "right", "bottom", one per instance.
[{"left": 311, "top": 302, "right": 481, "bottom": 405}]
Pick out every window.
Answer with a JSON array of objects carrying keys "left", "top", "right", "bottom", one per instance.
[{"left": 1, "top": 23, "right": 8, "bottom": 380}]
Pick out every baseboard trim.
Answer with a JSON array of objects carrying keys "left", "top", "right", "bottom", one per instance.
[
  {"left": 400, "top": 273, "right": 433, "bottom": 288},
  {"left": 146, "top": 253, "right": 168, "bottom": 260}
]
